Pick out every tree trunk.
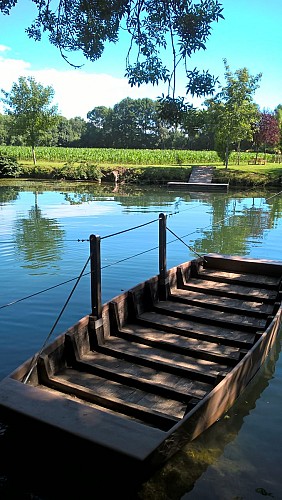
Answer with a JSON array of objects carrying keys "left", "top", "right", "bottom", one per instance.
[
  {"left": 237, "top": 141, "right": 241, "bottom": 165},
  {"left": 32, "top": 146, "right": 36, "bottom": 166},
  {"left": 225, "top": 143, "right": 229, "bottom": 168}
]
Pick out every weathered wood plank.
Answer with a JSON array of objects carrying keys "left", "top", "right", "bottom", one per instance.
[
  {"left": 80, "top": 350, "right": 213, "bottom": 400},
  {"left": 197, "top": 268, "right": 281, "bottom": 288},
  {"left": 153, "top": 300, "right": 267, "bottom": 330},
  {"left": 118, "top": 323, "right": 241, "bottom": 363},
  {"left": 169, "top": 288, "right": 273, "bottom": 316},
  {"left": 180, "top": 278, "right": 278, "bottom": 302},
  {"left": 138, "top": 310, "right": 256, "bottom": 346},
  {"left": 96, "top": 337, "right": 231, "bottom": 383},
  {"left": 44, "top": 366, "right": 186, "bottom": 424}
]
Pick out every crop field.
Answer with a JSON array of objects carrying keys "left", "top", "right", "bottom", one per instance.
[{"left": 0, "top": 146, "right": 273, "bottom": 166}]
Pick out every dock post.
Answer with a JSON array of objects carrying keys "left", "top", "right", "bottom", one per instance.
[
  {"left": 159, "top": 213, "right": 169, "bottom": 300},
  {"left": 89, "top": 234, "right": 103, "bottom": 344}
]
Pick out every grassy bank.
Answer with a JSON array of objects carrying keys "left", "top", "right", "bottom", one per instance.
[
  {"left": 1, "top": 145, "right": 282, "bottom": 187},
  {"left": 15, "top": 161, "right": 282, "bottom": 188}
]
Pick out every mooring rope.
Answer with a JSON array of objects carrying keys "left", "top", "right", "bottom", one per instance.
[{"left": 22, "top": 256, "right": 91, "bottom": 384}]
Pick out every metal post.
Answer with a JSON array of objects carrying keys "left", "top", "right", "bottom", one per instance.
[
  {"left": 159, "top": 212, "right": 168, "bottom": 300},
  {"left": 90, "top": 234, "right": 102, "bottom": 320}
]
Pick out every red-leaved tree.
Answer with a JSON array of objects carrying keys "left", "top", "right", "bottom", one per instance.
[{"left": 253, "top": 111, "right": 280, "bottom": 157}]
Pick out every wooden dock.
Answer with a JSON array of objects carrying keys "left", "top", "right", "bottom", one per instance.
[{"left": 168, "top": 166, "right": 229, "bottom": 192}]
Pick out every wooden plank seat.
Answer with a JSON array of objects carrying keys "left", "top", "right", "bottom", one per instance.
[
  {"left": 195, "top": 268, "right": 281, "bottom": 289},
  {"left": 116, "top": 324, "right": 242, "bottom": 364},
  {"left": 169, "top": 288, "right": 274, "bottom": 317},
  {"left": 152, "top": 300, "right": 267, "bottom": 332},
  {"left": 136, "top": 310, "right": 257, "bottom": 347},
  {"left": 94, "top": 337, "right": 230, "bottom": 384},
  {"left": 38, "top": 354, "right": 185, "bottom": 429},
  {"left": 179, "top": 277, "right": 279, "bottom": 303}
]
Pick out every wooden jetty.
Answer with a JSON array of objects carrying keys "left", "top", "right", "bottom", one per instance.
[{"left": 168, "top": 166, "right": 229, "bottom": 192}]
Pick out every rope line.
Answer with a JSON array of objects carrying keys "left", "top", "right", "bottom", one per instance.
[
  {"left": 101, "top": 217, "right": 157, "bottom": 240},
  {"left": 265, "top": 189, "right": 282, "bottom": 201},
  {"left": 0, "top": 238, "right": 90, "bottom": 244},
  {"left": 22, "top": 256, "right": 91, "bottom": 384},
  {"left": 0, "top": 219, "right": 158, "bottom": 245},
  {"left": 166, "top": 226, "right": 206, "bottom": 260},
  {"left": 0, "top": 274, "right": 89, "bottom": 310}
]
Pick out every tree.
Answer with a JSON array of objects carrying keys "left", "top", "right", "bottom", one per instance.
[
  {"left": 253, "top": 111, "right": 280, "bottom": 157},
  {"left": 204, "top": 59, "right": 261, "bottom": 167},
  {"left": 86, "top": 106, "right": 113, "bottom": 147},
  {"left": 48, "top": 115, "right": 87, "bottom": 147},
  {"left": 67, "top": 116, "right": 88, "bottom": 146},
  {"left": 1, "top": 76, "right": 59, "bottom": 165},
  {"left": 181, "top": 108, "right": 213, "bottom": 149},
  {"left": 111, "top": 97, "right": 159, "bottom": 148},
  {"left": 0, "top": 1, "right": 224, "bottom": 101}
]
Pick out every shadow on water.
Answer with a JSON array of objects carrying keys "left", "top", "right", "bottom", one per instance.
[{"left": 0, "top": 330, "right": 281, "bottom": 500}]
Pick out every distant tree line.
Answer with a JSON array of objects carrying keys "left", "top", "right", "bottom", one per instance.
[
  {"left": 0, "top": 96, "right": 213, "bottom": 150},
  {"left": 1, "top": 95, "right": 281, "bottom": 154}
]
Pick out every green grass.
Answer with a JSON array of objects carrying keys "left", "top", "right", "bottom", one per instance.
[{"left": 1, "top": 145, "right": 282, "bottom": 186}]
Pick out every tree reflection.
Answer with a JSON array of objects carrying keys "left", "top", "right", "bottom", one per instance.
[
  {"left": 14, "top": 191, "right": 65, "bottom": 269},
  {"left": 190, "top": 194, "right": 276, "bottom": 256},
  {"left": 0, "top": 186, "right": 20, "bottom": 205}
]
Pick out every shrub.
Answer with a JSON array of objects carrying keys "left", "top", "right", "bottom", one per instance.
[{"left": 0, "top": 153, "right": 21, "bottom": 177}]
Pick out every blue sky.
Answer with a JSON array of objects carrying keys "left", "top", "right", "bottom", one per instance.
[{"left": 0, "top": 0, "right": 281, "bottom": 119}]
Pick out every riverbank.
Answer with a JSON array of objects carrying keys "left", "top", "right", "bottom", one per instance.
[{"left": 17, "top": 162, "right": 282, "bottom": 188}]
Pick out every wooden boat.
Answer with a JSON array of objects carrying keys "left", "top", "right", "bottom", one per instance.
[{"left": 0, "top": 215, "right": 282, "bottom": 490}]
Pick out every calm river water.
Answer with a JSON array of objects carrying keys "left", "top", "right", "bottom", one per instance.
[{"left": 0, "top": 179, "right": 282, "bottom": 499}]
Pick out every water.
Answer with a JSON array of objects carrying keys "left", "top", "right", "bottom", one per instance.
[{"left": 0, "top": 179, "right": 282, "bottom": 499}]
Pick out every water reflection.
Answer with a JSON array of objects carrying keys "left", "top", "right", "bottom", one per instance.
[{"left": 14, "top": 199, "right": 65, "bottom": 270}]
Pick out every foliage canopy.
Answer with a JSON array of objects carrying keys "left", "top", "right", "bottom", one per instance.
[
  {"left": 0, "top": 0, "right": 224, "bottom": 99},
  {"left": 205, "top": 59, "right": 262, "bottom": 167}
]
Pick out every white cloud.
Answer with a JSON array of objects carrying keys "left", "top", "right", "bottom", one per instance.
[
  {"left": 0, "top": 51, "right": 178, "bottom": 119},
  {"left": 0, "top": 52, "right": 32, "bottom": 114},
  {"left": 0, "top": 56, "right": 31, "bottom": 87},
  {"left": 29, "top": 67, "right": 169, "bottom": 119}
]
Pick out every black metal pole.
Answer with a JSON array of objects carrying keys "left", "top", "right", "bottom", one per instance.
[
  {"left": 159, "top": 212, "right": 168, "bottom": 300},
  {"left": 90, "top": 234, "right": 102, "bottom": 320}
]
